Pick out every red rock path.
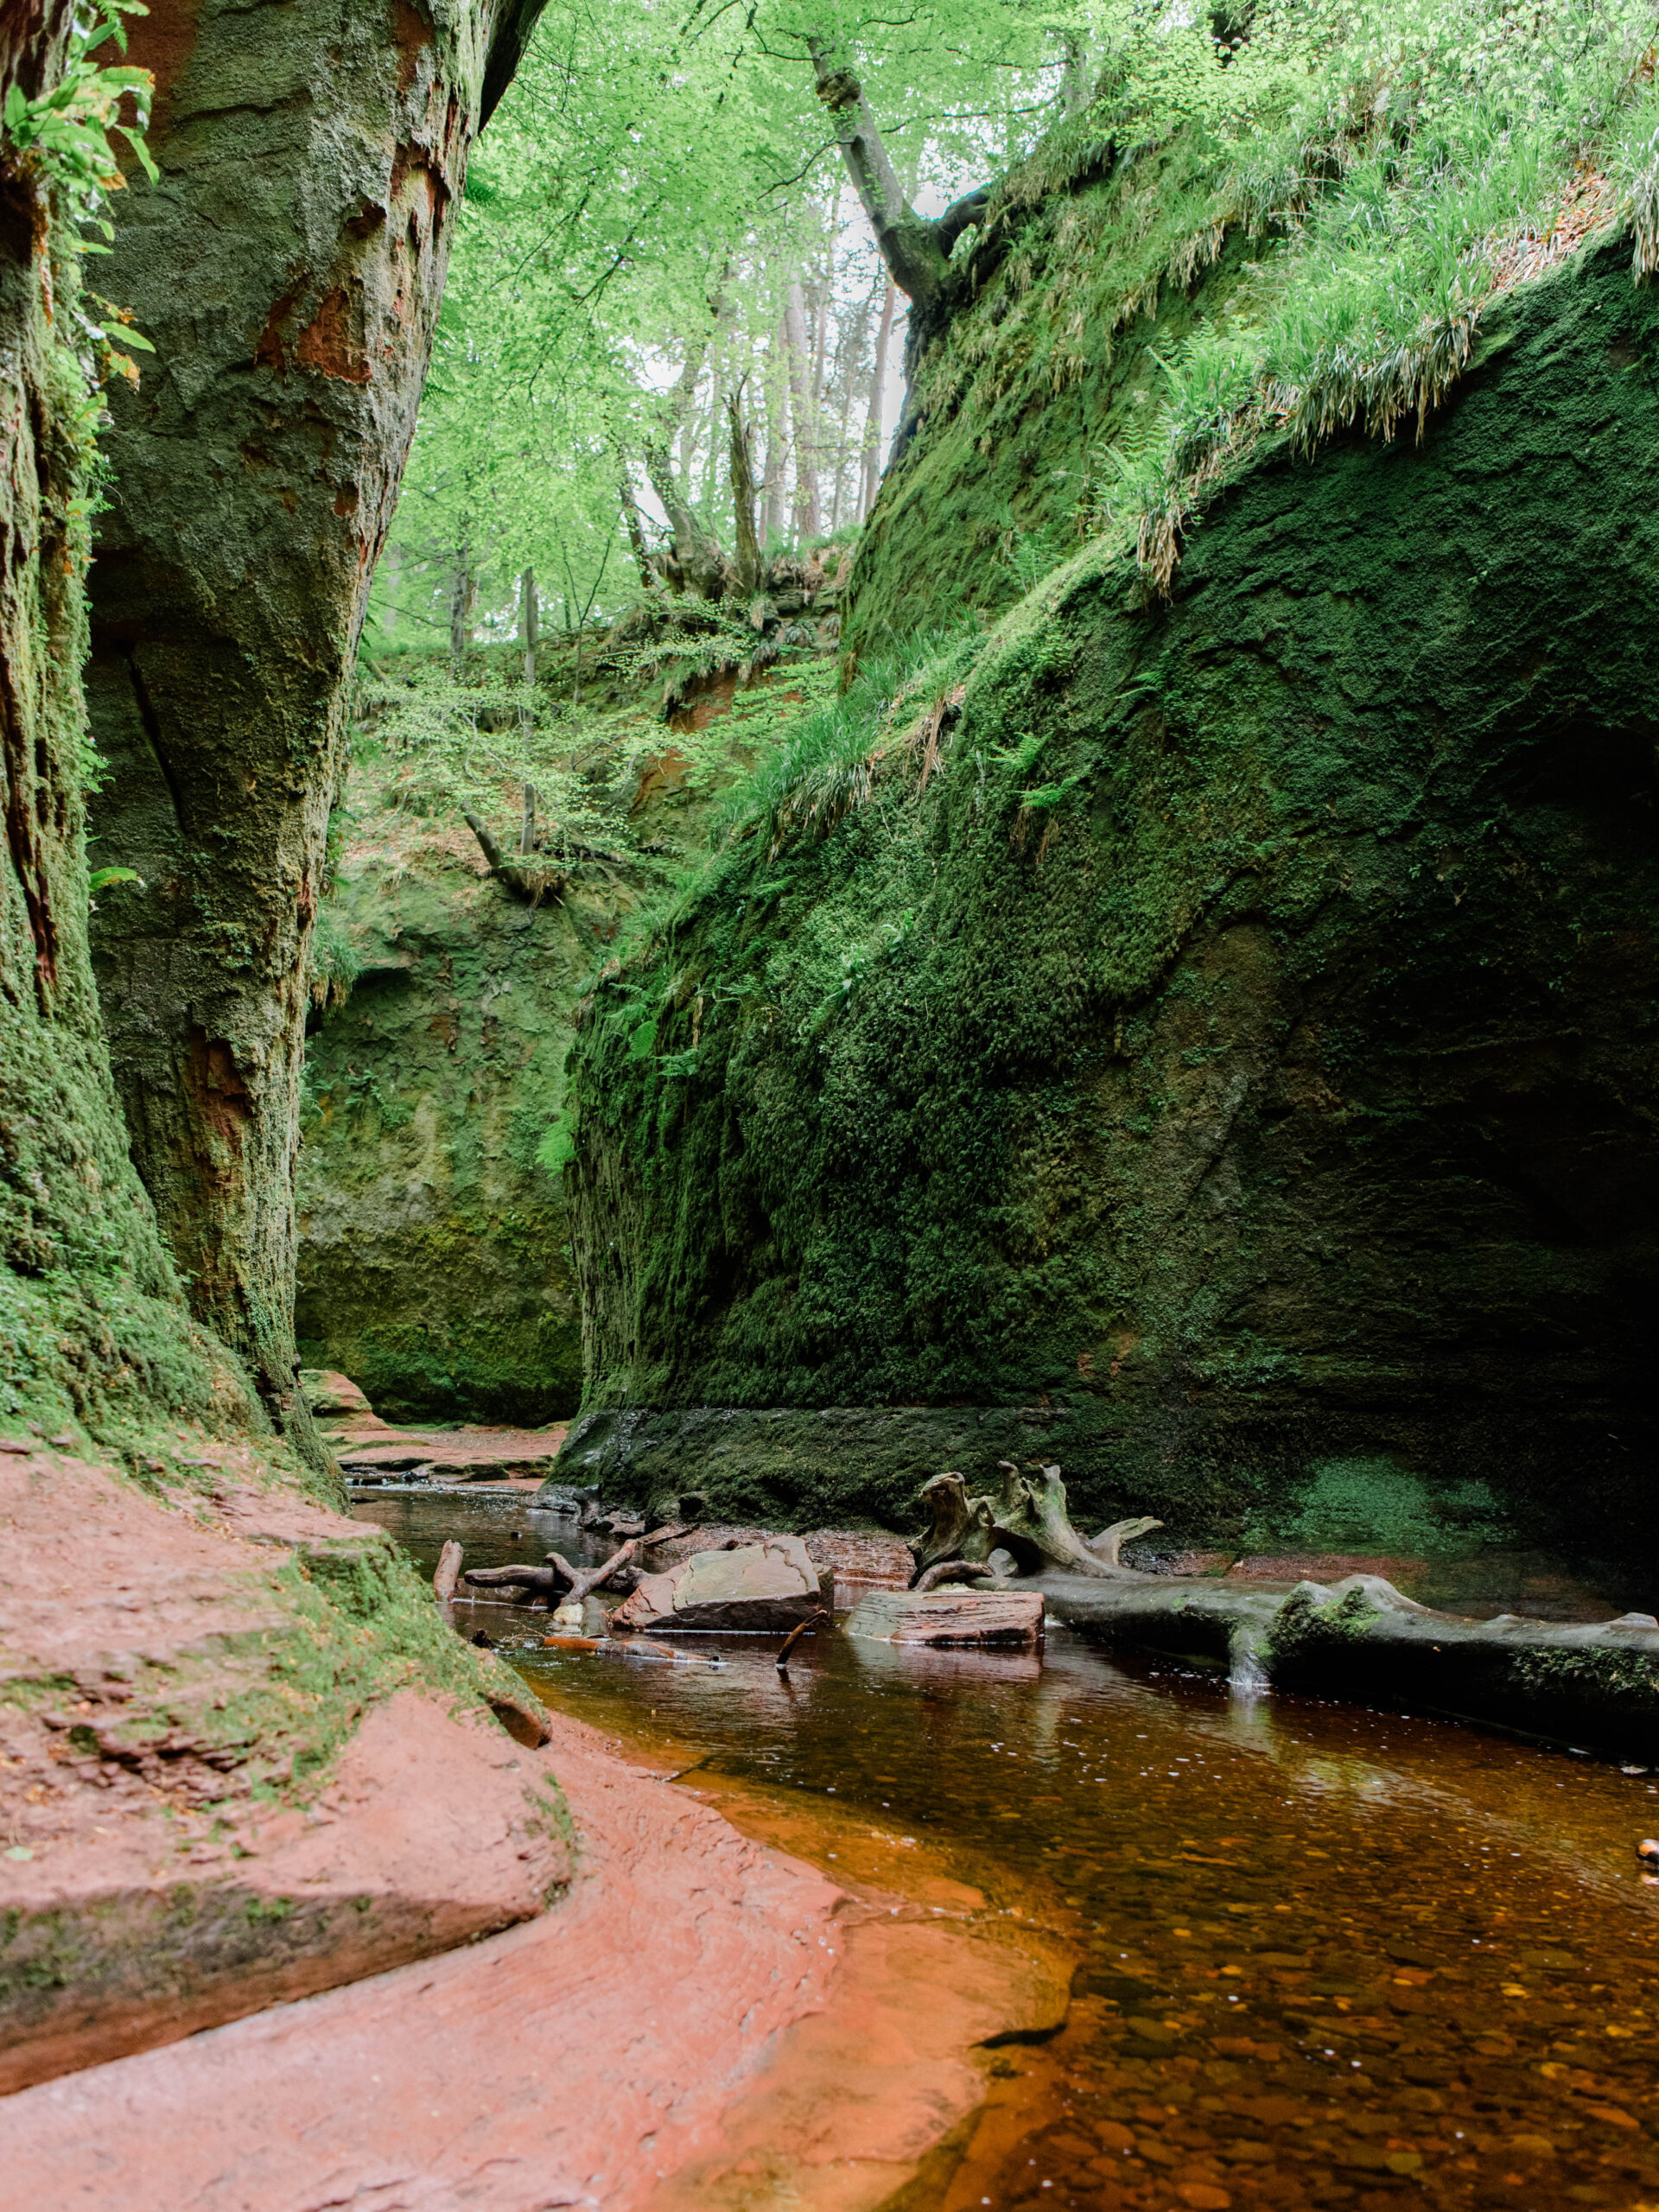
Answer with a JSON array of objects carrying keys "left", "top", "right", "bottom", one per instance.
[{"left": 0, "top": 1709, "right": 1071, "bottom": 2211}]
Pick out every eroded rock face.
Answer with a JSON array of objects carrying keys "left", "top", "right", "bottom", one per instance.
[
  {"left": 0, "top": 1447, "right": 566, "bottom": 2093},
  {"left": 613, "top": 1535, "right": 831, "bottom": 1631},
  {"left": 566, "top": 235, "right": 1659, "bottom": 1557},
  {"left": 85, "top": 0, "right": 546, "bottom": 1461}
]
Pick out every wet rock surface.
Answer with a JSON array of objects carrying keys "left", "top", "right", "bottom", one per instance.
[
  {"left": 613, "top": 1535, "right": 832, "bottom": 1632},
  {"left": 0, "top": 1448, "right": 567, "bottom": 2092},
  {"left": 0, "top": 1706, "right": 1071, "bottom": 2211}
]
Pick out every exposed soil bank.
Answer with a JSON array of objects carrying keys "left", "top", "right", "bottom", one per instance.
[{"left": 0, "top": 1706, "right": 1071, "bottom": 2211}]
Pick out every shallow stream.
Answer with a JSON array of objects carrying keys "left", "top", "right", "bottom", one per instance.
[{"left": 358, "top": 1488, "right": 1659, "bottom": 2212}]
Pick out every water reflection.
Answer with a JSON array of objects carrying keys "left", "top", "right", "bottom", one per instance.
[{"left": 359, "top": 1491, "right": 1659, "bottom": 2212}]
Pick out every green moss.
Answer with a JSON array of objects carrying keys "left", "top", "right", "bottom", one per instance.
[
  {"left": 565, "top": 232, "right": 1659, "bottom": 1553},
  {"left": 295, "top": 833, "right": 586, "bottom": 1421}
]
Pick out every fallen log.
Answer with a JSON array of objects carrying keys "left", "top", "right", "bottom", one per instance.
[
  {"left": 463, "top": 1563, "right": 563, "bottom": 1597},
  {"left": 545, "top": 1540, "right": 639, "bottom": 1605},
  {"left": 433, "top": 1540, "right": 463, "bottom": 1603},
  {"left": 1039, "top": 1568, "right": 1659, "bottom": 1756},
  {"left": 542, "top": 1633, "right": 719, "bottom": 1666}
]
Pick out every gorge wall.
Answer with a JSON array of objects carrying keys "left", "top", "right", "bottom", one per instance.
[
  {"left": 296, "top": 822, "right": 587, "bottom": 1423},
  {"left": 1, "top": 3, "right": 569, "bottom": 2094},
  {"left": 561, "top": 226, "right": 1659, "bottom": 1560}
]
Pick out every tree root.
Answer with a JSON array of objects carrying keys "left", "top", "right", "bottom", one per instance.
[
  {"left": 1090, "top": 1515, "right": 1165, "bottom": 1568},
  {"left": 913, "top": 1558, "right": 998, "bottom": 1594},
  {"left": 912, "top": 1473, "right": 996, "bottom": 1577},
  {"left": 911, "top": 1465, "right": 1148, "bottom": 1584}
]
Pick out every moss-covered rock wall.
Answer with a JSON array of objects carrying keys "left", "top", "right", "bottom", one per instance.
[
  {"left": 84, "top": 0, "right": 545, "bottom": 1467},
  {"left": 563, "top": 232, "right": 1659, "bottom": 1556},
  {"left": 842, "top": 136, "right": 1252, "bottom": 657},
  {"left": 296, "top": 847, "right": 584, "bottom": 1423}
]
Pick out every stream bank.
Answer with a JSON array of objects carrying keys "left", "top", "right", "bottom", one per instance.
[{"left": 391, "top": 1492, "right": 1659, "bottom": 2211}]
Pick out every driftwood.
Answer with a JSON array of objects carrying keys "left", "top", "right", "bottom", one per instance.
[
  {"left": 774, "top": 1611, "right": 829, "bottom": 1670},
  {"left": 914, "top": 1557, "right": 998, "bottom": 1594},
  {"left": 544, "top": 1539, "right": 640, "bottom": 1605},
  {"left": 1091, "top": 1514, "right": 1165, "bottom": 1567},
  {"left": 461, "top": 1539, "right": 640, "bottom": 1609},
  {"left": 995, "top": 1461, "right": 1154, "bottom": 1578},
  {"left": 464, "top": 1563, "right": 559, "bottom": 1598},
  {"left": 903, "top": 1464, "right": 1659, "bottom": 1749},
  {"left": 433, "top": 1540, "right": 463, "bottom": 1602},
  {"left": 912, "top": 1465, "right": 1149, "bottom": 1585},
  {"left": 913, "top": 1473, "right": 997, "bottom": 1575},
  {"left": 1039, "top": 1566, "right": 1659, "bottom": 1757}
]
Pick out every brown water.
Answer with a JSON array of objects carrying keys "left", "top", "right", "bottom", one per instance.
[{"left": 359, "top": 1490, "right": 1659, "bottom": 2212}]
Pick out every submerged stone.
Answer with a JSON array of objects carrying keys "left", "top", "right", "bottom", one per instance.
[{"left": 843, "top": 1588, "right": 1046, "bottom": 1649}]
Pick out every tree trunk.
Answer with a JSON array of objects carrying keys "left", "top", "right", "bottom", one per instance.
[
  {"left": 519, "top": 567, "right": 538, "bottom": 684},
  {"left": 783, "top": 281, "right": 821, "bottom": 541},
  {"left": 619, "top": 472, "right": 654, "bottom": 588},
  {"left": 808, "top": 43, "right": 948, "bottom": 309},
  {"left": 728, "top": 391, "right": 763, "bottom": 594},
  {"left": 830, "top": 277, "right": 874, "bottom": 531},
  {"left": 762, "top": 329, "right": 790, "bottom": 547},
  {"left": 860, "top": 283, "right": 898, "bottom": 521},
  {"left": 644, "top": 304, "right": 731, "bottom": 597},
  {"left": 2, "top": 2, "right": 273, "bottom": 1458},
  {"left": 449, "top": 545, "right": 476, "bottom": 664},
  {"left": 83, "top": 0, "right": 548, "bottom": 1468},
  {"left": 1059, "top": 31, "right": 1092, "bottom": 118}
]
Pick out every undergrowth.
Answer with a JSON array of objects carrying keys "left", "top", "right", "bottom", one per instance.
[
  {"left": 891, "top": 0, "right": 1659, "bottom": 610},
  {"left": 1080, "top": 0, "right": 1659, "bottom": 588}
]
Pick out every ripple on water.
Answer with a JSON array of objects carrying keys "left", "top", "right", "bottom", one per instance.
[{"left": 361, "top": 1492, "right": 1659, "bottom": 2212}]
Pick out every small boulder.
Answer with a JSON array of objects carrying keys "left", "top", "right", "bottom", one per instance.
[
  {"left": 299, "top": 1370, "right": 372, "bottom": 1419},
  {"left": 612, "top": 1536, "right": 831, "bottom": 1633}
]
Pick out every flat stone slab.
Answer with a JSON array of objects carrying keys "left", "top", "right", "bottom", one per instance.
[
  {"left": 843, "top": 1588, "right": 1046, "bottom": 1649},
  {"left": 644, "top": 1524, "right": 913, "bottom": 1592},
  {"left": 0, "top": 1710, "right": 844, "bottom": 2210},
  {"left": 337, "top": 1421, "right": 569, "bottom": 1480},
  {"left": 613, "top": 1535, "right": 831, "bottom": 1632}
]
